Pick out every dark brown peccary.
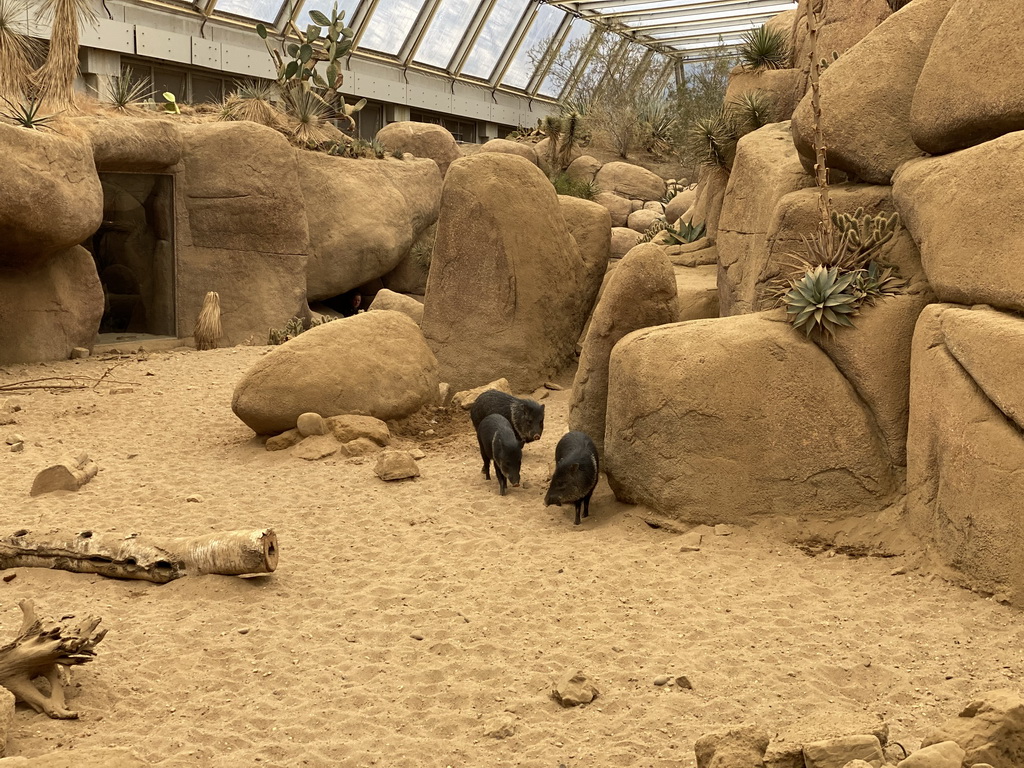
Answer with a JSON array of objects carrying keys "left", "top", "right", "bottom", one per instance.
[
  {"left": 470, "top": 390, "right": 545, "bottom": 445},
  {"left": 545, "top": 431, "right": 599, "bottom": 525},
  {"left": 475, "top": 413, "right": 522, "bottom": 496}
]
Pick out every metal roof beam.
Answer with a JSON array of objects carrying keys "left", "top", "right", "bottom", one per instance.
[
  {"left": 596, "top": 0, "right": 793, "bottom": 23},
  {"left": 622, "top": 14, "right": 771, "bottom": 35}
]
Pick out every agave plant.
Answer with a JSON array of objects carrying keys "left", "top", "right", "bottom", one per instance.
[
  {"left": 849, "top": 261, "right": 905, "bottom": 305},
  {"left": 739, "top": 24, "right": 790, "bottom": 72},
  {"left": 784, "top": 265, "right": 859, "bottom": 338},
  {"left": 637, "top": 217, "right": 705, "bottom": 246},
  {"left": 106, "top": 71, "right": 152, "bottom": 112},
  {"left": 0, "top": 95, "right": 57, "bottom": 129}
]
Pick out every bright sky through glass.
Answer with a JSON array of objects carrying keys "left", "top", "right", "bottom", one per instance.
[
  {"left": 215, "top": 0, "right": 285, "bottom": 23},
  {"left": 295, "top": 0, "right": 360, "bottom": 32},
  {"left": 360, "top": 0, "right": 430, "bottom": 54},
  {"left": 537, "top": 17, "right": 590, "bottom": 97},
  {"left": 460, "top": 0, "right": 530, "bottom": 79},
  {"left": 414, "top": 0, "right": 484, "bottom": 68},
  {"left": 500, "top": 3, "right": 562, "bottom": 89}
]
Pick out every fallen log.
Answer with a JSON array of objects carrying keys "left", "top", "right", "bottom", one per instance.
[
  {"left": 0, "top": 600, "right": 106, "bottom": 719},
  {"left": 0, "top": 529, "right": 279, "bottom": 584}
]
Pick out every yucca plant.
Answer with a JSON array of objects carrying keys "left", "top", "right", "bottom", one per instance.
[
  {"left": 220, "top": 80, "right": 285, "bottom": 128},
  {"left": 740, "top": 24, "right": 790, "bottom": 71},
  {"left": 638, "top": 98, "right": 677, "bottom": 157},
  {"left": 34, "top": 0, "right": 96, "bottom": 111},
  {"left": 106, "top": 71, "right": 152, "bottom": 112},
  {"left": 688, "top": 109, "right": 738, "bottom": 170},
  {"left": 280, "top": 82, "right": 334, "bottom": 146},
  {"left": 785, "top": 265, "right": 858, "bottom": 338},
  {"left": 729, "top": 89, "right": 776, "bottom": 135},
  {"left": 0, "top": 95, "right": 57, "bottom": 129},
  {"left": 0, "top": 0, "right": 38, "bottom": 101}
]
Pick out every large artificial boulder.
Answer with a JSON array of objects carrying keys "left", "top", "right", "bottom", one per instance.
[
  {"left": 611, "top": 227, "right": 639, "bottom": 259},
  {"left": 790, "top": 0, "right": 892, "bottom": 75},
  {"left": 594, "top": 192, "right": 632, "bottom": 227},
  {"left": 383, "top": 223, "right": 434, "bottom": 295},
  {"left": 911, "top": 0, "right": 1024, "bottom": 155},
  {"left": 893, "top": 133, "right": 1024, "bottom": 314},
  {"left": 605, "top": 311, "right": 897, "bottom": 522},
  {"left": 594, "top": 162, "right": 666, "bottom": 202},
  {"left": 0, "top": 123, "right": 102, "bottom": 265},
  {"left": 803, "top": 735, "right": 883, "bottom": 768},
  {"left": 664, "top": 187, "right": 696, "bottom": 225},
  {"left": 724, "top": 67, "right": 806, "bottom": 122},
  {"left": 558, "top": 195, "right": 611, "bottom": 326},
  {"left": 478, "top": 138, "right": 538, "bottom": 165},
  {"left": 298, "top": 153, "right": 441, "bottom": 301},
  {"left": 716, "top": 121, "right": 814, "bottom": 316},
  {"left": 566, "top": 155, "right": 602, "bottom": 184},
  {"left": 817, "top": 293, "right": 930, "bottom": 467},
  {"left": 791, "top": 0, "right": 955, "bottom": 184},
  {"left": 368, "top": 288, "right": 423, "bottom": 324},
  {"left": 421, "top": 153, "right": 587, "bottom": 392},
  {"left": 569, "top": 244, "right": 678, "bottom": 457},
  {"left": 897, "top": 741, "right": 965, "bottom": 768},
  {"left": 0, "top": 246, "right": 104, "bottom": 365},
  {"left": 922, "top": 689, "right": 1024, "bottom": 768},
  {"left": 70, "top": 115, "right": 183, "bottom": 172},
  {"left": 627, "top": 208, "right": 662, "bottom": 233},
  {"left": 680, "top": 166, "right": 729, "bottom": 241},
  {"left": 675, "top": 265, "right": 719, "bottom": 321},
  {"left": 534, "top": 137, "right": 583, "bottom": 177},
  {"left": 232, "top": 310, "right": 439, "bottom": 435},
  {"left": 375, "top": 121, "right": 461, "bottom": 177},
  {"left": 175, "top": 122, "right": 309, "bottom": 344},
  {"left": 908, "top": 305, "right": 1024, "bottom": 605}
]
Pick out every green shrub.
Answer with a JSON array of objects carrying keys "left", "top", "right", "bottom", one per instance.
[
  {"left": 739, "top": 25, "right": 790, "bottom": 72},
  {"left": 551, "top": 172, "right": 598, "bottom": 200},
  {"left": 0, "top": 96, "right": 56, "bottom": 129}
]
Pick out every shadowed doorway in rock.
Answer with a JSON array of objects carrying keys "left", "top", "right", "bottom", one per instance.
[{"left": 84, "top": 173, "right": 175, "bottom": 341}]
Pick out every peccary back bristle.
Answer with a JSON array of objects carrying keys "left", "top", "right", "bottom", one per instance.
[{"left": 470, "top": 390, "right": 545, "bottom": 444}]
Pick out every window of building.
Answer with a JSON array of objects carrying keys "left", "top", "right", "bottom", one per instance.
[
  {"left": 412, "top": 0, "right": 483, "bottom": 70},
  {"left": 499, "top": 3, "right": 562, "bottom": 90},
  {"left": 359, "top": 0, "right": 430, "bottom": 55},
  {"left": 460, "top": 0, "right": 530, "bottom": 80}
]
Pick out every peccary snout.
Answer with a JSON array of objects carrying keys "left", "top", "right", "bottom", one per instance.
[
  {"left": 545, "top": 431, "right": 599, "bottom": 525},
  {"left": 475, "top": 413, "right": 523, "bottom": 496}
]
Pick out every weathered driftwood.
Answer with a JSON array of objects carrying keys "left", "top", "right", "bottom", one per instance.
[
  {"left": 30, "top": 453, "right": 99, "bottom": 496},
  {"left": 0, "top": 529, "right": 279, "bottom": 584},
  {"left": 0, "top": 600, "right": 106, "bottom": 719}
]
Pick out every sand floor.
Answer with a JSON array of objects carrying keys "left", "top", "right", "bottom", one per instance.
[{"left": 0, "top": 346, "right": 1021, "bottom": 767}]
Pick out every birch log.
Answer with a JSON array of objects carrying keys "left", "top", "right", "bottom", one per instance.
[{"left": 0, "top": 529, "right": 279, "bottom": 583}]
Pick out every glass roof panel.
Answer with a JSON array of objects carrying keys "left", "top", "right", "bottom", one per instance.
[
  {"left": 413, "top": 0, "right": 485, "bottom": 69},
  {"left": 461, "top": 0, "right": 531, "bottom": 79},
  {"left": 499, "top": 3, "right": 563, "bottom": 90},
  {"left": 295, "top": 0, "right": 362, "bottom": 33},
  {"left": 359, "top": 0, "right": 429, "bottom": 55},
  {"left": 214, "top": 0, "right": 287, "bottom": 23},
  {"left": 537, "top": 17, "right": 591, "bottom": 97}
]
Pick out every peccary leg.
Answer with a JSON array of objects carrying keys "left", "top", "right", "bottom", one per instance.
[
  {"left": 574, "top": 502, "right": 582, "bottom": 526},
  {"left": 583, "top": 492, "right": 592, "bottom": 520},
  {"left": 478, "top": 440, "right": 491, "bottom": 480},
  {"left": 496, "top": 468, "right": 507, "bottom": 496}
]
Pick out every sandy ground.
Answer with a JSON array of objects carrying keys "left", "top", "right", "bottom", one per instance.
[{"left": 0, "top": 346, "right": 1021, "bottom": 767}]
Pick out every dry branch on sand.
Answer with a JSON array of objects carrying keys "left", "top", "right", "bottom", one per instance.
[
  {"left": 0, "top": 600, "right": 106, "bottom": 719},
  {"left": 0, "top": 529, "right": 279, "bottom": 583},
  {"left": 0, "top": 365, "right": 136, "bottom": 393}
]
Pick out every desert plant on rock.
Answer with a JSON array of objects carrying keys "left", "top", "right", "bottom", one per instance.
[
  {"left": 551, "top": 171, "right": 598, "bottom": 200},
  {"left": 637, "top": 217, "right": 705, "bottom": 245},
  {"left": 729, "top": 89, "right": 776, "bottom": 134},
  {"left": 638, "top": 98, "right": 677, "bottom": 157},
  {"left": 688, "top": 109, "right": 738, "bottom": 170},
  {"left": 739, "top": 24, "right": 790, "bottom": 72},
  {"left": 268, "top": 314, "right": 337, "bottom": 345},
  {"left": 105, "top": 70, "right": 152, "bottom": 112},
  {"left": 256, "top": 1, "right": 365, "bottom": 143},
  {"left": 0, "top": 95, "right": 56, "bottom": 129},
  {"left": 784, "top": 265, "right": 858, "bottom": 338},
  {"left": 194, "top": 291, "right": 222, "bottom": 351},
  {"left": 220, "top": 80, "right": 284, "bottom": 128}
]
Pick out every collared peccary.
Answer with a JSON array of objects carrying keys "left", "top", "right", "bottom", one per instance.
[
  {"left": 476, "top": 413, "right": 522, "bottom": 496},
  {"left": 470, "top": 390, "right": 544, "bottom": 446},
  {"left": 545, "top": 431, "right": 599, "bottom": 525}
]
